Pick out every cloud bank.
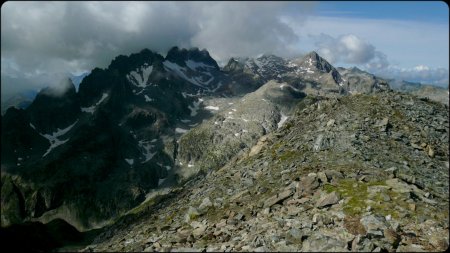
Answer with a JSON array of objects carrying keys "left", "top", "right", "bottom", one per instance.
[
  {"left": 311, "top": 33, "right": 389, "bottom": 69},
  {"left": 1, "top": 1, "right": 312, "bottom": 99},
  {"left": 309, "top": 32, "right": 448, "bottom": 87},
  {"left": 1, "top": 1, "right": 448, "bottom": 99}
]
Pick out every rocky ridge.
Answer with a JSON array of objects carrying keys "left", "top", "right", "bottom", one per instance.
[{"left": 83, "top": 91, "right": 449, "bottom": 252}]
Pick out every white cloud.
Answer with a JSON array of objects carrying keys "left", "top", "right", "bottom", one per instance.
[
  {"left": 310, "top": 33, "right": 386, "bottom": 67},
  {"left": 371, "top": 65, "right": 449, "bottom": 87},
  {"left": 283, "top": 15, "right": 449, "bottom": 69}
]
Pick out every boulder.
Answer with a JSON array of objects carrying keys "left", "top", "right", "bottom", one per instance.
[
  {"left": 360, "top": 215, "right": 388, "bottom": 238},
  {"left": 316, "top": 191, "right": 340, "bottom": 208}
]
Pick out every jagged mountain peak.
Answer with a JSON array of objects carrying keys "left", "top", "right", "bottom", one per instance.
[
  {"left": 108, "top": 49, "right": 164, "bottom": 74},
  {"left": 256, "top": 54, "right": 284, "bottom": 61},
  {"left": 299, "top": 51, "right": 335, "bottom": 73},
  {"left": 305, "top": 50, "right": 320, "bottom": 58},
  {"left": 165, "top": 46, "right": 219, "bottom": 69}
]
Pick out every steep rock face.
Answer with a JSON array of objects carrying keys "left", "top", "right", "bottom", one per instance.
[
  {"left": 26, "top": 80, "right": 80, "bottom": 134},
  {"left": 285, "top": 51, "right": 344, "bottom": 93},
  {"left": 1, "top": 108, "right": 49, "bottom": 166},
  {"left": 337, "top": 67, "right": 390, "bottom": 94},
  {"left": 176, "top": 80, "right": 306, "bottom": 180},
  {"left": 165, "top": 47, "right": 219, "bottom": 70},
  {"left": 85, "top": 91, "right": 449, "bottom": 252},
  {"left": 1, "top": 47, "right": 233, "bottom": 231},
  {"left": 163, "top": 47, "right": 227, "bottom": 93}
]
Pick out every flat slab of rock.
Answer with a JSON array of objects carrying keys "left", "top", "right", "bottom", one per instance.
[
  {"left": 263, "top": 189, "right": 294, "bottom": 208},
  {"left": 316, "top": 191, "right": 340, "bottom": 208}
]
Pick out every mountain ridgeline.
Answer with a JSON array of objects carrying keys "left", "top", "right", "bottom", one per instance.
[{"left": 1, "top": 47, "right": 448, "bottom": 252}]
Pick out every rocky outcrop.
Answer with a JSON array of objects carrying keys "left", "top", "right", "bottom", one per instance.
[
  {"left": 176, "top": 80, "right": 306, "bottom": 181},
  {"left": 337, "top": 66, "right": 391, "bottom": 94}
]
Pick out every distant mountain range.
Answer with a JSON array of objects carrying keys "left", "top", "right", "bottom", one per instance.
[{"left": 1, "top": 47, "right": 448, "bottom": 252}]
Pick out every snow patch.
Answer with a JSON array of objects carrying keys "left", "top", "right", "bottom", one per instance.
[
  {"left": 180, "top": 119, "right": 191, "bottom": 123},
  {"left": 158, "top": 178, "right": 166, "bottom": 186},
  {"left": 175, "top": 128, "right": 188, "bottom": 134},
  {"left": 81, "top": 93, "right": 109, "bottom": 114},
  {"left": 188, "top": 99, "right": 202, "bottom": 116},
  {"left": 127, "top": 65, "right": 153, "bottom": 88},
  {"left": 277, "top": 112, "right": 289, "bottom": 129},
  {"left": 165, "top": 166, "right": 172, "bottom": 171},
  {"left": 125, "top": 158, "right": 134, "bottom": 166},
  {"left": 205, "top": 105, "right": 219, "bottom": 111},
  {"left": 138, "top": 140, "right": 156, "bottom": 163},
  {"left": 163, "top": 61, "right": 206, "bottom": 88},
  {"left": 144, "top": 95, "right": 154, "bottom": 102},
  {"left": 186, "top": 60, "right": 215, "bottom": 70},
  {"left": 41, "top": 120, "right": 78, "bottom": 157}
]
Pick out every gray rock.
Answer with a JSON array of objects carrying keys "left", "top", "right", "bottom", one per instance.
[
  {"left": 316, "top": 191, "right": 341, "bottom": 208},
  {"left": 397, "top": 244, "right": 425, "bottom": 252},
  {"left": 302, "top": 233, "right": 348, "bottom": 252},
  {"left": 313, "top": 134, "right": 324, "bottom": 151},
  {"left": 198, "top": 197, "right": 213, "bottom": 212},
  {"left": 286, "top": 228, "right": 303, "bottom": 243},
  {"left": 263, "top": 188, "right": 294, "bottom": 208},
  {"left": 171, "top": 247, "right": 203, "bottom": 252},
  {"left": 192, "top": 224, "right": 207, "bottom": 239},
  {"left": 296, "top": 175, "right": 320, "bottom": 197},
  {"left": 324, "top": 170, "right": 343, "bottom": 182},
  {"left": 383, "top": 228, "right": 400, "bottom": 246},
  {"left": 185, "top": 206, "right": 200, "bottom": 223},
  {"left": 360, "top": 215, "right": 388, "bottom": 238}
]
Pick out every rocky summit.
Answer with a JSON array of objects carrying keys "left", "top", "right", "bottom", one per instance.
[{"left": 1, "top": 47, "right": 449, "bottom": 252}]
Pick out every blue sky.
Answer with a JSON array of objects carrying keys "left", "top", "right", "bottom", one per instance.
[
  {"left": 1, "top": 1, "right": 449, "bottom": 99},
  {"left": 313, "top": 1, "right": 448, "bottom": 23},
  {"left": 282, "top": 1, "right": 449, "bottom": 85}
]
